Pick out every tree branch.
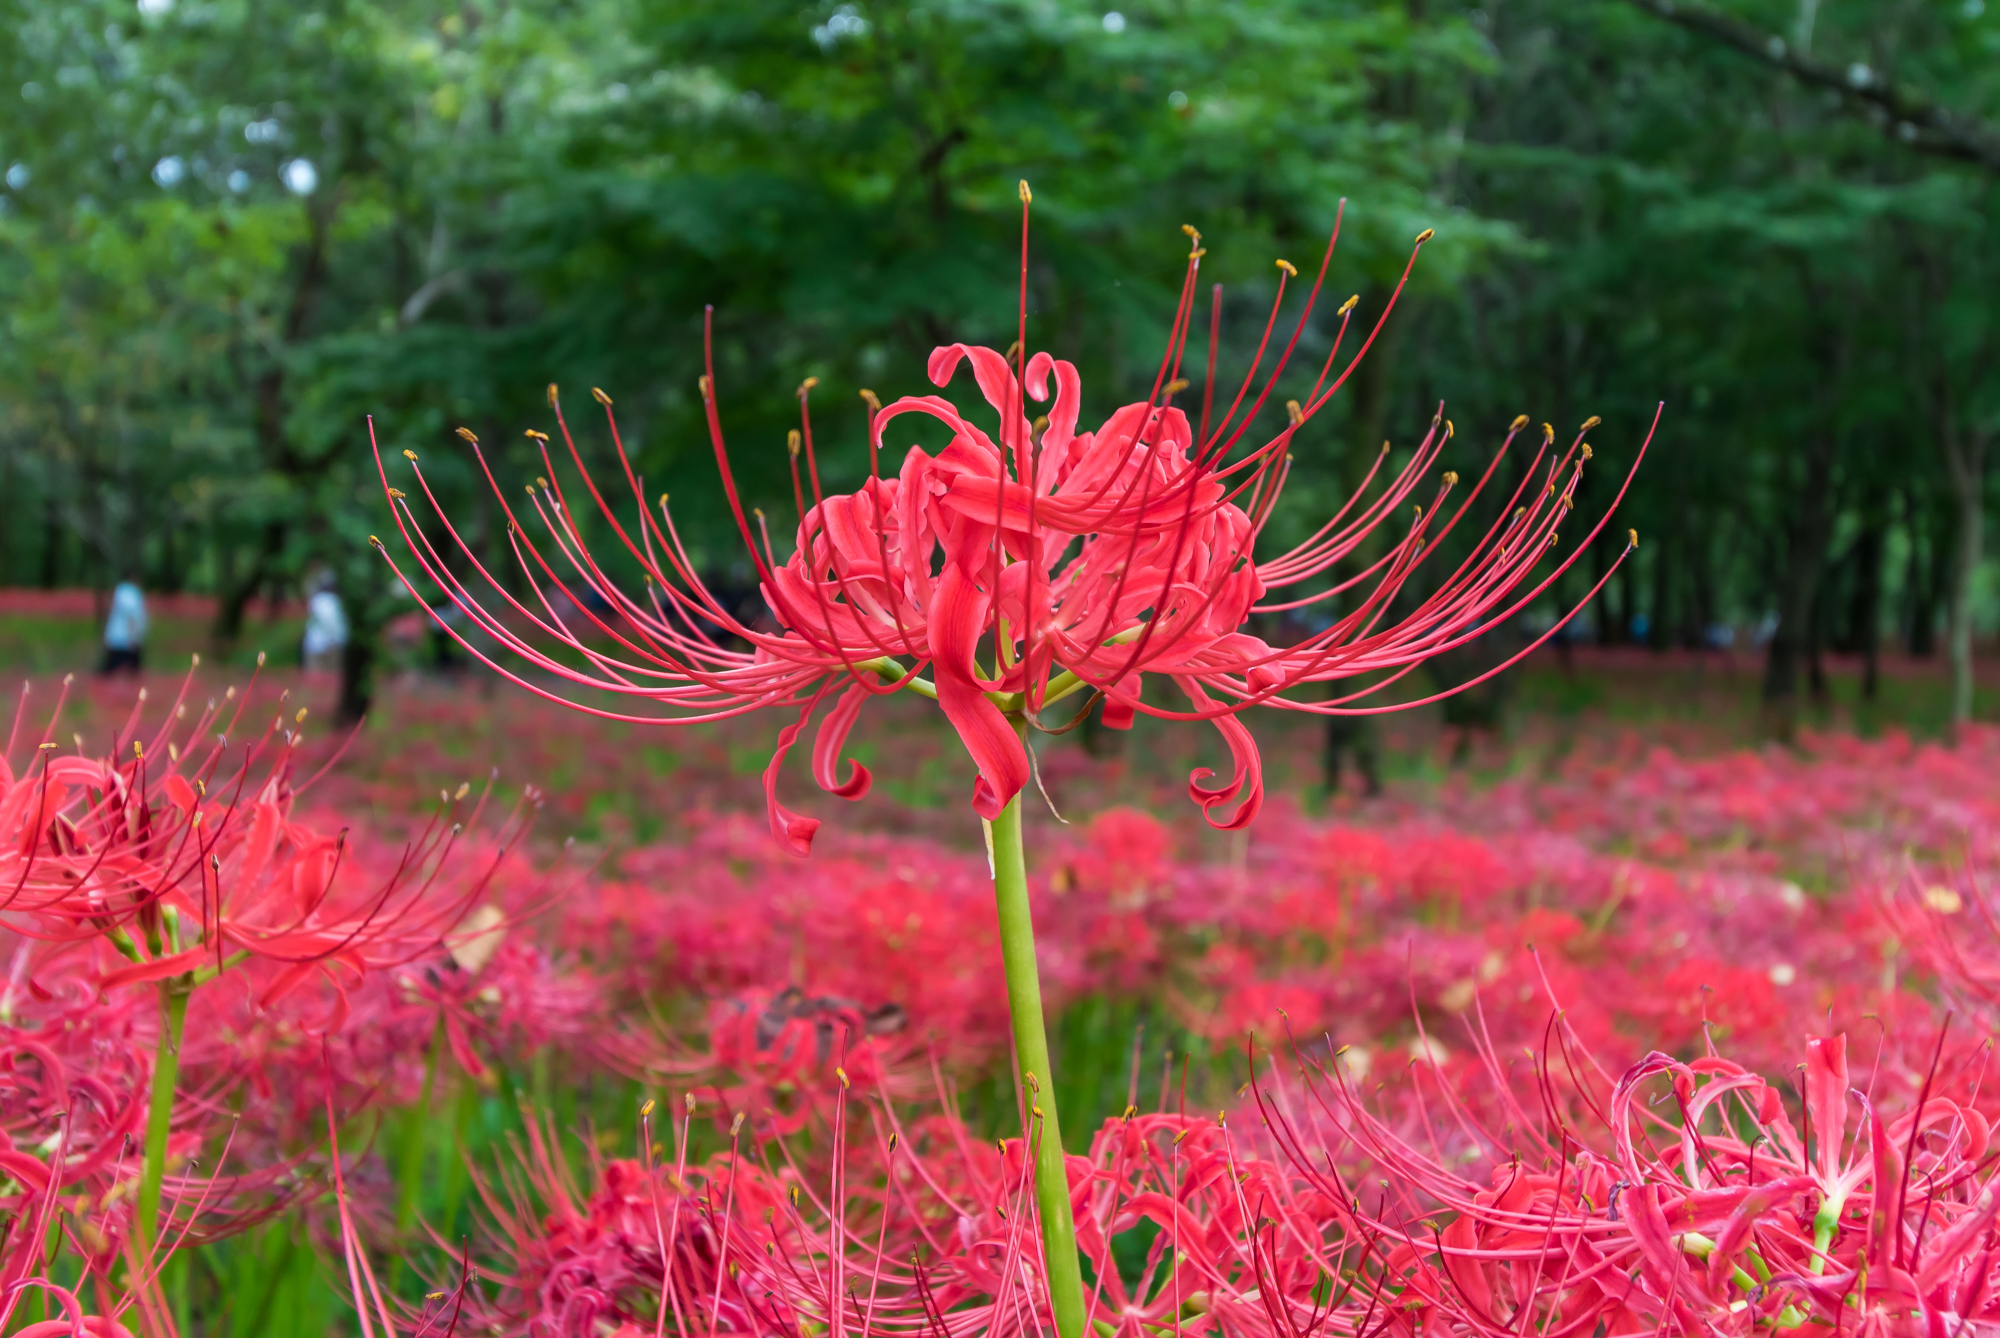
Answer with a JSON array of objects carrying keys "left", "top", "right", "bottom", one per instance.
[{"left": 1623, "top": 0, "right": 2000, "bottom": 173}]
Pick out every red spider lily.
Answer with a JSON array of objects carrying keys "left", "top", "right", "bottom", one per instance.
[
  {"left": 326, "top": 982, "right": 1997, "bottom": 1338},
  {"left": 374, "top": 191, "right": 1650, "bottom": 850},
  {"left": 1878, "top": 855, "right": 2000, "bottom": 1028},
  {"left": 0, "top": 672, "right": 539, "bottom": 1016},
  {"left": 1246, "top": 1008, "right": 2000, "bottom": 1338},
  {"left": 3, "top": 934, "right": 331, "bottom": 1303}
]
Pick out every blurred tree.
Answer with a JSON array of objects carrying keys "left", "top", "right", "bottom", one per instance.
[{"left": 0, "top": 0, "right": 1994, "bottom": 729}]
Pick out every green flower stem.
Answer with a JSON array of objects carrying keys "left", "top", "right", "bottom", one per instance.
[
  {"left": 137, "top": 979, "right": 192, "bottom": 1254},
  {"left": 984, "top": 760, "right": 1086, "bottom": 1338},
  {"left": 397, "top": 1014, "right": 446, "bottom": 1230}
]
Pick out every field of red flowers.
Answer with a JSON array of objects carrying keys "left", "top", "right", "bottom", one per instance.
[{"left": 3, "top": 659, "right": 1997, "bottom": 1337}]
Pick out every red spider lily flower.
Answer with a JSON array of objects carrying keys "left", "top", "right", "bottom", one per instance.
[
  {"left": 0, "top": 674, "right": 537, "bottom": 1015},
  {"left": 1250, "top": 1013, "right": 2000, "bottom": 1338},
  {"left": 374, "top": 190, "right": 1651, "bottom": 851}
]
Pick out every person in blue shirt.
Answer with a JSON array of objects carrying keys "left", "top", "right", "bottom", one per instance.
[{"left": 100, "top": 578, "right": 148, "bottom": 675}]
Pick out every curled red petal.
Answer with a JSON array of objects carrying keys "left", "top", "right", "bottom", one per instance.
[
  {"left": 928, "top": 564, "right": 1027, "bottom": 820},
  {"left": 763, "top": 700, "right": 825, "bottom": 857},
  {"left": 812, "top": 681, "right": 873, "bottom": 801},
  {"left": 1181, "top": 681, "right": 1263, "bottom": 830}
]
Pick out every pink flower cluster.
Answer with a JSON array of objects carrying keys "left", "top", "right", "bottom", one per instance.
[
  {"left": 0, "top": 673, "right": 598, "bottom": 1329},
  {"left": 10, "top": 666, "right": 2000, "bottom": 1337},
  {"left": 399, "top": 1018, "right": 2000, "bottom": 1338}
]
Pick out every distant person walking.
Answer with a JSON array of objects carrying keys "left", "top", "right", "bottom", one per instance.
[
  {"left": 301, "top": 580, "right": 350, "bottom": 672},
  {"left": 100, "top": 579, "right": 148, "bottom": 675}
]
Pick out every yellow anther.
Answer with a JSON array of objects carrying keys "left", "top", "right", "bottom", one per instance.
[
  {"left": 369, "top": 535, "right": 383, "bottom": 547},
  {"left": 659, "top": 494, "right": 670, "bottom": 510},
  {"left": 1165, "top": 378, "right": 1190, "bottom": 395},
  {"left": 454, "top": 781, "right": 469, "bottom": 800},
  {"left": 1285, "top": 400, "right": 1304, "bottom": 426},
  {"left": 295, "top": 708, "right": 308, "bottom": 724},
  {"left": 456, "top": 426, "right": 478, "bottom": 444},
  {"left": 1414, "top": 227, "right": 1436, "bottom": 244},
  {"left": 698, "top": 375, "right": 712, "bottom": 399},
  {"left": 1124, "top": 1104, "right": 1138, "bottom": 1119},
  {"left": 731, "top": 1112, "right": 746, "bottom": 1135},
  {"left": 1542, "top": 423, "right": 1555, "bottom": 443},
  {"left": 1444, "top": 419, "right": 1454, "bottom": 438},
  {"left": 1181, "top": 223, "right": 1200, "bottom": 240},
  {"left": 640, "top": 1098, "right": 656, "bottom": 1117},
  {"left": 591, "top": 387, "right": 612, "bottom": 406},
  {"left": 1509, "top": 414, "right": 1529, "bottom": 432},
  {"left": 388, "top": 488, "right": 406, "bottom": 499},
  {"left": 1629, "top": 528, "right": 1639, "bottom": 549},
  {"left": 1275, "top": 258, "right": 1298, "bottom": 277},
  {"left": 537, "top": 476, "right": 549, "bottom": 489},
  {"left": 798, "top": 376, "right": 819, "bottom": 396},
  {"left": 1581, "top": 443, "right": 1594, "bottom": 460},
  {"left": 684, "top": 1092, "right": 696, "bottom": 1112},
  {"left": 1380, "top": 440, "right": 1391, "bottom": 455},
  {"left": 1018, "top": 179, "right": 1032, "bottom": 203},
  {"left": 525, "top": 428, "right": 549, "bottom": 442},
  {"left": 1442, "top": 471, "right": 1459, "bottom": 485},
  {"left": 133, "top": 740, "right": 143, "bottom": 758},
  {"left": 403, "top": 450, "right": 418, "bottom": 461},
  {"left": 859, "top": 388, "right": 881, "bottom": 414},
  {"left": 547, "top": 383, "right": 560, "bottom": 407},
  {"left": 1338, "top": 294, "right": 1359, "bottom": 316},
  {"left": 1580, "top": 415, "right": 1602, "bottom": 431},
  {"left": 836, "top": 1066, "right": 850, "bottom": 1089},
  {"left": 788, "top": 429, "right": 802, "bottom": 458},
  {"left": 524, "top": 485, "right": 535, "bottom": 496}
]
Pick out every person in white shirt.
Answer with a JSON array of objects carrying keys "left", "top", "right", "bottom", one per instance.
[
  {"left": 302, "top": 583, "right": 350, "bottom": 672},
  {"left": 100, "top": 580, "right": 148, "bottom": 675}
]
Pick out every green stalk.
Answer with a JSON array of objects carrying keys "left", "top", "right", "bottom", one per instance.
[
  {"left": 137, "top": 979, "right": 192, "bottom": 1254},
  {"left": 984, "top": 768, "right": 1087, "bottom": 1338},
  {"left": 396, "top": 1015, "right": 446, "bottom": 1232}
]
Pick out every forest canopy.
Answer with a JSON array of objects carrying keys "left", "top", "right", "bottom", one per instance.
[{"left": 2, "top": 0, "right": 1994, "bottom": 721}]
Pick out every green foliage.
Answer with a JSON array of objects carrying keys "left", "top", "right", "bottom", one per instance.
[{"left": 0, "top": 0, "right": 1995, "bottom": 703}]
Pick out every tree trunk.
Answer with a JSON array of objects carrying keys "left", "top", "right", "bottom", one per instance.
[
  {"left": 337, "top": 624, "right": 377, "bottom": 725},
  {"left": 1941, "top": 423, "right": 1989, "bottom": 730},
  {"left": 1648, "top": 534, "right": 1672, "bottom": 651},
  {"left": 1847, "top": 509, "right": 1884, "bottom": 701},
  {"left": 40, "top": 498, "right": 62, "bottom": 588},
  {"left": 1761, "top": 431, "right": 1840, "bottom": 728},
  {"left": 212, "top": 521, "right": 286, "bottom": 650},
  {"left": 1905, "top": 497, "right": 1940, "bottom": 656}
]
